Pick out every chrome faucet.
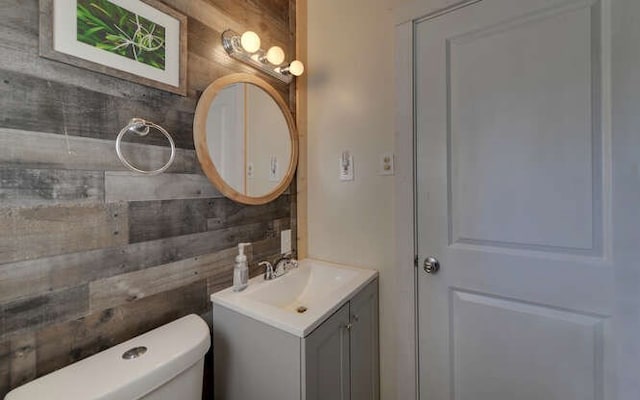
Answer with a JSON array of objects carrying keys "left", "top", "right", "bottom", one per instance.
[
  {"left": 260, "top": 253, "right": 298, "bottom": 280},
  {"left": 259, "top": 261, "right": 275, "bottom": 280}
]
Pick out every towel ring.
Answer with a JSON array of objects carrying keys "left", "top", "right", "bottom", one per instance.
[{"left": 115, "top": 118, "right": 176, "bottom": 175}]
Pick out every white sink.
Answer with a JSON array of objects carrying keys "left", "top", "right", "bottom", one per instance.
[{"left": 210, "top": 258, "right": 377, "bottom": 337}]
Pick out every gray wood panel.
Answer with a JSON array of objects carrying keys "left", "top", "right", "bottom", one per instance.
[
  {"left": 105, "top": 172, "right": 219, "bottom": 203},
  {"left": 0, "top": 203, "right": 128, "bottom": 264},
  {"left": 128, "top": 195, "right": 290, "bottom": 243},
  {"left": 0, "top": 167, "right": 103, "bottom": 206},
  {"left": 0, "top": 128, "right": 198, "bottom": 173},
  {"left": 4, "top": 333, "right": 36, "bottom": 390},
  {"left": 0, "top": 286, "right": 89, "bottom": 339},
  {"left": 0, "top": 69, "right": 196, "bottom": 149},
  {"left": 0, "top": 342, "right": 9, "bottom": 395},
  {"left": 206, "top": 194, "right": 292, "bottom": 230},
  {"left": 89, "top": 246, "right": 239, "bottom": 311},
  {"left": 0, "top": 0, "right": 296, "bottom": 396},
  {"left": 0, "top": 230, "right": 283, "bottom": 305}
]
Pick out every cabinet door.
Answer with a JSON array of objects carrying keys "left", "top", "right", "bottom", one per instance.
[
  {"left": 350, "top": 280, "right": 379, "bottom": 400},
  {"left": 303, "top": 303, "right": 351, "bottom": 400}
]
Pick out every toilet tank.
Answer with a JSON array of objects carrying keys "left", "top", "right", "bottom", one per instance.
[{"left": 5, "top": 314, "right": 210, "bottom": 400}]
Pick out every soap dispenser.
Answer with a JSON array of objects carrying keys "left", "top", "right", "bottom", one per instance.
[{"left": 233, "top": 243, "right": 250, "bottom": 292}]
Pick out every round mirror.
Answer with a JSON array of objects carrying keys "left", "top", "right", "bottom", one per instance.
[{"left": 194, "top": 74, "right": 298, "bottom": 205}]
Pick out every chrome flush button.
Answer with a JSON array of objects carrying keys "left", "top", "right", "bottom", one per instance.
[{"left": 122, "top": 346, "right": 147, "bottom": 360}]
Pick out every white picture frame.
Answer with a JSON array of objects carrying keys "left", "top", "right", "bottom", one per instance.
[{"left": 40, "top": 0, "right": 187, "bottom": 96}]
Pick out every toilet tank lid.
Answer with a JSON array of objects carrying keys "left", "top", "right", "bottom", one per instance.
[{"left": 5, "top": 314, "right": 211, "bottom": 400}]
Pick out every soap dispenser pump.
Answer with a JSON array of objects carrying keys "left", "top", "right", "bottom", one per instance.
[{"left": 233, "top": 243, "right": 250, "bottom": 292}]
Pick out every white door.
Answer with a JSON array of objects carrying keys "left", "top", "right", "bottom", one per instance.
[{"left": 415, "top": 0, "right": 619, "bottom": 399}]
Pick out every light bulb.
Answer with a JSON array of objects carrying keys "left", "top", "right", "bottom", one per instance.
[
  {"left": 240, "top": 31, "right": 261, "bottom": 53},
  {"left": 266, "top": 46, "right": 285, "bottom": 65},
  {"left": 288, "top": 60, "right": 304, "bottom": 76}
]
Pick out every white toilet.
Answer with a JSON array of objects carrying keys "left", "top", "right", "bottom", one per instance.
[{"left": 5, "top": 314, "right": 210, "bottom": 400}]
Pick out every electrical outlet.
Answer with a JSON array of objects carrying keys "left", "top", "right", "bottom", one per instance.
[
  {"left": 281, "top": 229, "right": 292, "bottom": 254},
  {"left": 379, "top": 152, "right": 395, "bottom": 175},
  {"left": 247, "top": 163, "right": 254, "bottom": 178}
]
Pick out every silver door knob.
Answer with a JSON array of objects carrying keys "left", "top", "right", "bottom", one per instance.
[{"left": 423, "top": 257, "right": 440, "bottom": 274}]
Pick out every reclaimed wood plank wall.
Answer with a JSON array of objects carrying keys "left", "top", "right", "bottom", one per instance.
[{"left": 0, "top": 0, "right": 297, "bottom": 396}]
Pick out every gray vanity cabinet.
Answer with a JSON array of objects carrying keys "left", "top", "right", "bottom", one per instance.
[
  {"left": 349, "top": 279, "right": 380, "bottom": 400},
  {"left": 302, "top": 279, "right": 379, "bottom": 400},
  {"left": 302, "top": 303, "right": 351, "bottom": 400},
  {"left": 212, "top": 279, "right": 378, "bottom": 400}
]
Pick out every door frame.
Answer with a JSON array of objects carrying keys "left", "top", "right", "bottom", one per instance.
[{"left": 393, "top": 2, "right": 484, "bottom": 399}]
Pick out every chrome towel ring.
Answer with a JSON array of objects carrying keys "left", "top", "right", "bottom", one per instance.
[{"left": 115, "top": 118, "right": 176, "bottom": 175}]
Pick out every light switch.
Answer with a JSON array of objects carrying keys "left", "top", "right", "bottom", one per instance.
[
  {"left": 340, "top": 151, "right": 354, "bottom": 181},
  {"left": 269, "top": 155, "right": 279, "bottom": 182},
  {"left": 379, "top": 152, "right": 395, "bottom": 175},
  {"left": 281, "top": 229, "right": 292, "bottom": 254}
]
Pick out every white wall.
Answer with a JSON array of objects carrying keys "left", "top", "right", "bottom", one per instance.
[
  {"left": 306, "top": 1, "right": 465, "bottom": 398},
  {"left": 306, "top": 0, "right": 398, "bottom": 398}
]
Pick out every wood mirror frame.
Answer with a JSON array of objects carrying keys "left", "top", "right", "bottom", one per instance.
[{"left": 193, "top": 73, "right": 299, "bottom": 205}]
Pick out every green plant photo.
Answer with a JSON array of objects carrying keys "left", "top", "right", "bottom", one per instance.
[{"left": 77, "top": 0, "right": 166, "bottom": 70}]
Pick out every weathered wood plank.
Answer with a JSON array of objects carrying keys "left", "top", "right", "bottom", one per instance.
[
  {"left": 35, "top": 281, "right": 208, "bottom": 378},
  {"left": 0, "top": 167, "right": 103, "bottom": 206},
  {"left": 0, "top": 203, "right": 128, "bottom": 264},
  {"left": 199, "top": 0, "right": 290, "bottom": 37},
  {"left": 0, "top": 69, "right": 195, "bottom": 149},
  {"left": 90, "top": 227, "right": 288, "bottom": 310},
  {"left": 0, "top": 128, "right": 198, "bottom": 173},
  {"left": 206, "top": 194, "right": 291, "bottom": 230},
  {"left": 89, "top": 247, "right": 239, "bottom": 311},
  {"left": 0, "top": 340, "right": 10, "bottom": 398},
  {"left": 166, "top": 0, "right": 291, "bottom": 48},
  {"left": 0, "top": 227, "right": 282, "bottom": 304},
  {"left": 0, "top": 0, "right": 296, "bottom": 397},
  {"left": 128, "top": 199, "right": 209, "bottom": 242},
  {"left": 7, "top": 333, "right": 36, "bottom": 390},
  {"left": 0, "top": 332, "right": 36, "bottom": 398},
  {"left": 0, "top": 286, "right": 89, "bottom": 340},
  {"left": 105, "top": 172, "right": 219, "bottom": 203},
  {"left": 88, "top": 236, "right": 283, "bottom": 312},
  {"left": 128, "top": 195, "right": 290, "bottom": 243}
]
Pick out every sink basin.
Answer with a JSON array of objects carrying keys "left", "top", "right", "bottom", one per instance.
[{"left": 210, "top": 258, "right": 377, "bottom": 337}]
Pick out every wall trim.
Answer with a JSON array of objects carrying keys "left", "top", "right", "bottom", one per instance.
[
  {"left": 394, "top": 18, "right": 419, "bottom": 400},
  {"left": 296, "top": 0, "right": 308, "bottom": 258}
]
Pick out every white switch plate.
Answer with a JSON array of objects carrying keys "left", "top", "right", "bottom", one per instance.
[
  {"left": 340, "top": 151, "right": 354, "bottom": 181},
  {"left": 281, "top": 229, "right": 292, "bottom": 254},
  {"left": 378, "top": 152, "right": 395, "bottom": 175}
]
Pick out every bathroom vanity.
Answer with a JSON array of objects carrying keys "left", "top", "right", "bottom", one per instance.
[{"left": 211, "top": 259, "right": 379, "bottom": 400}]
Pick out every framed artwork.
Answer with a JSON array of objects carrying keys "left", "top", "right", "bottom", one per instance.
[{"left": 40, "top": 0, "right": 187, "bottom": 96}]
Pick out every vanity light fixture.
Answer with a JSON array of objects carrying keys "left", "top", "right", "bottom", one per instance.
[{"left": 221, "top": 29, "right": 304, "bottom": 84}]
